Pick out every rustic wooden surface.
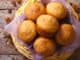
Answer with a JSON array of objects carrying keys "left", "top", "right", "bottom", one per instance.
[
  {"left": 0, "top": 0, "right": 29, "bottom": 60},
  {"left": 0, "top": 0, "right": 80, "bottom": 60}
]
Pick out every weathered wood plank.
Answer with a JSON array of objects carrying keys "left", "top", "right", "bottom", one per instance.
[
  {"left": 0, "top": 0, "right": 15, "bottom": 9},
  {"left": 0, "top": 0, "right": 23, "bottom": 9},
  {"left": 0, "top": 29, "right": 19, "bottom": 54},
  {"left": 0, "top": 10, "right": 15, "bottom": 29},
  {"left": 0, "top": 55, "right": 28, "bottom": 60},
  {"left": 0, "top": 0, "right": 28, "bottom": 60},
  {"left": 0, "top": 10, "right": 19, "bottom": 54}
]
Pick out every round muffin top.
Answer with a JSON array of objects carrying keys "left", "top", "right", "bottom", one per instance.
[
  {"left": 46, "top": 2, "right": 66, "bottom": 20},
  {"left": 56, "top": 24, "right": 75, "bottom": 45},
  {"left": 37, "top": 15, "right": 59, "bottom": 33},
  {"left": 33, "top": 37, "right": 56, "bottom": 56},
  {"left": 18, "top": 20, "right": 36, "bottom": 43},
  {"left": 24, "top": 2, "right": 45, "bottom": 21}
]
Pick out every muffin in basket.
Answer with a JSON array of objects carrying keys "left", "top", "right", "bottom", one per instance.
[
  {"left": 46, "top": 2, "right": 66, "bottom": 20},
  {"left": 33, "top": 37, "right": 56, "bottom": 57},
  {"left": 37, "top": 15, "right": 59, "bottom": 37},
  {"left": 24, "top": 2, "right": 45, "bottom": 21},
  {"left": 17, "top": 20, "right": 36, "bottom": 43},
  {"left": 56, "top": 24, "right": 75, "bottom": 45},
  {"left": 5, "top": 0, "right": 80, "bottom": 60}
]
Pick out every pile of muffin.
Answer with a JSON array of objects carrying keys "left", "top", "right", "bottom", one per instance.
[{"left": 17, "top": 2, "right": 75, "bottom": 57}]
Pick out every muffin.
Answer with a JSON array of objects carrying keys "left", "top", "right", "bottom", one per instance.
[
  {"left": 17, "top": 20, "right": 36, "bottom": 43},
  {"left": 37, "top": 15, "right": 59, "bottom": 37},
  {"left": 24, "top": 2, "right": 45, "bottom": 21},
  {"left": 46, "top": 2, "right": 66, "bottom": 20},
  {"left": 56, "top": 24, "right": 75, "bottom": 45},
  {"left": 33, "top": 37, "right": 56, "bottom": 56}
]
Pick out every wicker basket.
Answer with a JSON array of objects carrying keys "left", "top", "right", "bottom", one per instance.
[{"left": 6, "top": 0, "right": 79, "bottom": 60}]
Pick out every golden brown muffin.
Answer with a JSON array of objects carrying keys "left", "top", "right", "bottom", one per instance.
[
  {"left": 56, "top": 24, "right": 75, "bottom": 45},
  {"left": 37, "top": 15, "right": 59, "bottom": 37},
  {"left": 17, "top": 20, "right": 36, "bottom": 43},
  {"left": 33, "top": 37, "right": 56, "bottom": 56},
  {"left": 46, "top": 2, "right": 66, "bottom": 20},
  {"left": 24, "top": 2, "right": 45, "bottom": 21}
]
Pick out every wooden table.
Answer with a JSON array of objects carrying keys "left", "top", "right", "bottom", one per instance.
[
  {"left": 0, "top": 0, "right": 29, "bottom": 60},
  {"left": 0, "top": 0, "right": 80, "bottom": 60}
]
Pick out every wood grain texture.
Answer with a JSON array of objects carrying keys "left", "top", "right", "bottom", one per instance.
[
  {"left": 0, "top": 0, "right": 21, "bottom": 9},
  {"left": 0, "top": 0, "right": 14, "bottom": 9},
  {"left": 0, "top": 55, "right": 28, "bottom": 60},
  {"left": 0, "top": 10, "right": 15, "bottom": 28},
  {"left": 0, "top": 0, "right": 29, "bottom": 60},
  {"left": 0, "top": 29, "right": 19, "bottom": 54}
]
